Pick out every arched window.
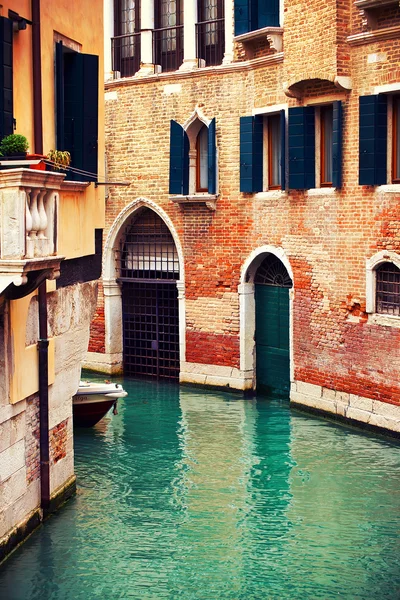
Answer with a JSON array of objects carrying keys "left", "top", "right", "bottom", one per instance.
[
  {"left": 196, "top": 125, "right": 208, "bottom": 191},
  {"left": 376, "top": 262, "right": 400, "bottom": 316}
]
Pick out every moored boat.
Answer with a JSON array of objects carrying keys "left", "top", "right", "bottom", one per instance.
[{"left": 73, "top": 381, "right": 128, "bottom": 427}]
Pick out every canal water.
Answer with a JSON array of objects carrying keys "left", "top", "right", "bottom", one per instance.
[{"left": 1, "top": 378, "right": 400, "bottom": 600}]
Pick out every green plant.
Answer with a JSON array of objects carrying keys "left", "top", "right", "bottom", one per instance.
[
  {"left": 47, "top": 149, "right": 71, "bottom": 171},
  {"left": 0, "top": 134, "right": 29, "bottom": 157}
]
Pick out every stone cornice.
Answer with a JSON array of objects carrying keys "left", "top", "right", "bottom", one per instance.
[
  {"left": 0, "top": 168, "right": 66, "bottom": 190},
  {"left": 104, "top": 53, "right": 284, "bottom": 91},
  {"left": 347, "top": 24, "right": 400, "bottom": 46}
]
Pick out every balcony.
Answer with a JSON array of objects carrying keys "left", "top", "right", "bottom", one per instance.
[
  {"left": 112, "top": 32, "right": 141, "bottom": 77},
  {"left": 0, "top": 169, "right": 89, "bottom": 296},
  {"left": 196, "top": 17, "right": 225, "bottom": 67},
  {"left": 153, "top": 25, "right": 184, "bottom": 73}
]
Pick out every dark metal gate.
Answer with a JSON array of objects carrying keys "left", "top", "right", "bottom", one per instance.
[{"left": 117, "top": 209, "right": 180, "bottom": 380}]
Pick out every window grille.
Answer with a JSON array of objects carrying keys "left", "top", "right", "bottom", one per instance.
[
  {"left": 112, "top": 0, "right": 140, "bottom": 76},
  {"left": 196, "top": 0, "right": 224, "bottom": 66},
  {"left": 376, "top": 262, "right": 400, "bottom": 316},
  {"left": 254, "top": 254, "right": 293, "bottom": 288},
  {"left": 154, "top": 0, "right": 184, "bottom": 72}
]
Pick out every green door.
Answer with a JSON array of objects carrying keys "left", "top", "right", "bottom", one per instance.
[{"left": 255, "top": 284, "right": 290, "bottom": 396}]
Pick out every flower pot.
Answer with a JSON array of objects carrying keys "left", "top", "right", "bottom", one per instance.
[{"left": 26, "top": 153, "right": 47, "bottom": 171}]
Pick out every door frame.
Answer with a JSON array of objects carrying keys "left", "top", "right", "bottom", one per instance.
[{"left": 239, "top": 245, "right": 294, "bottom": 391}]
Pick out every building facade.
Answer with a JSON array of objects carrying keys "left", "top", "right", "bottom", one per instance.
[
  {"left": 0, "top": 0, "right": 104, "bottom": 561},
  {"left": 88, "top": 0, "right": 400, "bottom": 433}
]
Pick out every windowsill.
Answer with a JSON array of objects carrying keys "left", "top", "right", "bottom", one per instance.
[
  {"left": 170, "top": 194, "right": 218, "bottom": 210},
  {"left": 376, "top": 184, "right": 400, "bottom": 193},
  {"left": 255, "top": 190, "right": 287, "bottom": 200},
  {"left": 307, "top": 187, "right": 337, "bottom": 196},
  {"left": 234, "top": 26, "right": 283, "bottom": 56},
  {"left": 368, "top": 313, "right": 400, "bottom": 328}
]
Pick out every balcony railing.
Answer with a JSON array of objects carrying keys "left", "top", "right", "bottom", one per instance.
[
  {"left": 112, "top": 32, "right": 141, "bottom": 77},
  {"left": 196, "top": 18, "right": 225, "bottom": 67},
  {"left": 153, "top": 25, "right": 184, "bottom": 73}
]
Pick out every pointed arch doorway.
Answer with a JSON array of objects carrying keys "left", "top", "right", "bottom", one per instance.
[
  {"left": 254, "top": 254, "right": 293, "bottom": 395},
  {"left": 119, "top": 208, "right": 180, "bottom": 379}
]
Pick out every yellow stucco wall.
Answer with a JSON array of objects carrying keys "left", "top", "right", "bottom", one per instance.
[{"left": 9, "top": 293, "right": 55, "bottom": 405}]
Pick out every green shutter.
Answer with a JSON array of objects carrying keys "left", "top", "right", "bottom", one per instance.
[
  {"left": 280, "top": 109, "right": 286, "bottom": 191},
  {"left": 63, "top": 51, "right": 99, "bottom": 182},
  {"left": 208, "top": 118, "right": 216, "bottom": 194},
  {"left": 359, "top": 95, "right": 387, "bottom": 186},
  {"left": 332, "top": 100, "right": 342, "bottom": 188},
  {"left": 169, "top": 120, "right": 189, "bottom": 195},
  {"left": 240, "top": 115, "right": 263, "bottom": 193},
  {"left": 234, "top": 0, "right": 250, "bottom": 35},
  {"left": 288, "top": 106, "right": 315, "bottom": 190},
  {"left": 258, "top": 0, "right": 280, "bottom": 28},
  {"left": 0, "top": 17, "right": 13, "bottom": 140}
]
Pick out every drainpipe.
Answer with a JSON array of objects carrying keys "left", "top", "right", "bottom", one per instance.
[
  {"left": 31, "top": 0, "right": 43, "bottom": 154},
  {"left": 38, "top": 282, "right": 50, "bottom": 510}
]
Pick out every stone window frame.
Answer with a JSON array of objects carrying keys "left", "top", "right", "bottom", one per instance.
[
  {"left": 366, "top": 250, "right": 400, "bottom": 328},
  {"left": 183, "top": 106, "right": 218, "bottom": 197}
]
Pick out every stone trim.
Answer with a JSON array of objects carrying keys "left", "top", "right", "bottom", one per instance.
[
  {"left": 105, "top": 53, "right": 284, "bottom": 90},
  {"left": 365, "top": 250, "right": 400, "bottom": 322},
  {"left": 84, "top": 351, "right": 123, "bottom": 374},
  {"left": 291, "top": 381, "right": 400, "bottom": 434},
  {"left": 180, "top": 361, "right": 253, "bottom": 391},
  {"left": 347, "top": 25, "right": 400, "bottom": 47}
]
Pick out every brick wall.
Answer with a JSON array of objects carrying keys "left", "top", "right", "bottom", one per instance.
[{"left": 93, "top": 0, "right": 400, "bottom": 406}]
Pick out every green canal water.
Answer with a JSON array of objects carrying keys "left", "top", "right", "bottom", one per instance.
[{"left": 1, "top": 379, "right": 400, "bottom": 599}]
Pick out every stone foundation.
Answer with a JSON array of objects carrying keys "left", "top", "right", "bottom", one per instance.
[{"left": 291, "top": 381, "right": 400, "bottom": 435}]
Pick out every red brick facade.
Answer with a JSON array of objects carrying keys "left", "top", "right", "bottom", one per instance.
[{"left": 90, "top": 0, "right": 400, "bottom": 425}]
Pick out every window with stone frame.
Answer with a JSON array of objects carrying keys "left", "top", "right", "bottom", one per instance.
[
  {"left": 112, "top": 0, "right": 140, "bottom": 77},
  {"left": 392, "top": 95, "right": 400, "bottom": 183},
  {"left": 154, "top": 0, "right": 184, "bottom": 72}
]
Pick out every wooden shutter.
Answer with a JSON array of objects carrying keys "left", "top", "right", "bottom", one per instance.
[
  {"left": 0, "top": 17, "right": 13, "bottom": 140},
  {"left": 258, "top": 0, "right": 280, "bottom": 28},
  {"left": 332, "top": 100, "right": 342, "bottom": 188},
  {"left": 280, "top": 109, "right": 286, "bottom": 191},
  {"left": 208, "top": 118, "right": 216, "bottom": 194},
  {"left": 240, "top": 115, "right": 263, "bottom": 193},
  {"left": 55, "top": 42, "right": 65, "bottom": 150},
  {"left": 63, "top": 51, "right": 99, "bottom": 182},
  {"left": 169, "top": 120, "right": 189, "bottom": 195},
  {"left": 234, "top": 0, "right": 250, "bottom": 35},
  {"left": 288, "top": 106, "right": 315, "bottom": 190},
  {"left": 359, "top": 95, "right": 387, "bottom": 186}
]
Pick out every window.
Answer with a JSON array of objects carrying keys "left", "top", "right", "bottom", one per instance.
[
  {"left": 169, "top": 118, "right": 216, "bottom": 195},
  {"left": 234, "top": 0, "right": 280, "bottom": 36},
  {"left": 240, "top": 110, "right": 285, "bottom": 193},
  {"left": 376, "top": 262, "right": 400, "bottom": 316},
  {"left": 112, "top": 0, "right": 140, "bottom": 77},
  {"left": 196, "top": 0, "right": 225, "bottom": 66},
  {"left": 55, "top": 42, "right": 99, "bottom": 182},
  {"left": 154, "top": 0, "right": 184, "bottom": 72},
  {"left": 359, "top": 95, "right": 387, "bottom": 186},
  {"left": 0, "top": 17, "right": 13, "bottom": 141},
  {"left": 288, "top": 102, "right": 342, "bottom": 190}
]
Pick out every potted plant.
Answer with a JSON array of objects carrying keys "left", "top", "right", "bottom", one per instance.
[
  {"left": 0, "top": 134, "right": 29, "bottom": 159},
  {"left": 47, "top": 149, "right": 71, "bottom": 172}
]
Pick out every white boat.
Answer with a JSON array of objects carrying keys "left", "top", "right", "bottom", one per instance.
[{"left": 73, "top": 380, "right": 128, "bottom": 427}]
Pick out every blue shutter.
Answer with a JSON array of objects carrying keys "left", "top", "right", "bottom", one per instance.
[
  {"left": 169, "top": 120, "right": 189, "bottom": 195},
  {"left": 280, "top": 109, "right": 286, "bottom": 191},
  {"left": 208, "top": 118, "right": 216, "bottom": 194},
  {"left": 253, "top": 115, "right": 263, "bottom": 192},
  {"left": 234, "top": 0, "right": 250, "bottom": 35},
  {"left": 64, "top": 52, "right": 99, "bottom": 182},
  {"left": 240, "top": 116, "right": 263, "bottom": 193},
  {"left": 332, "top": 100, "right": 342, "bottom": 188},
  {"left": 258, "top": 0, "right": 280, "bottom": 28},
  {"left": 359, "top": 95, "right": 387, "bottom": 186},
  {"left": 288, "top": 106, "right": 315, "bottom": 190},
  {"left": 55, "top": 42, "right": 65, "bottom": 150},
  {"left": 0, "top": 17, "right": 13, "bottom": 140}
]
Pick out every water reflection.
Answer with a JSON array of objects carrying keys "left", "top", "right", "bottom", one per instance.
[{"left": 0, "top": 380, "right": 399, "bottom": 600}]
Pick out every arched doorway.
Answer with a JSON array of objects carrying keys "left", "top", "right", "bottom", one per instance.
[
  {"left": 118, "top": 208, "right": 180, "bottom": 379},
  {"left": 254, "top": 254, "right": 293, "bottom": 395}
]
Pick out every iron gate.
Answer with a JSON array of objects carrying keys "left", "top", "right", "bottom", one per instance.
[{"left": 117, "top": 209, "right": 180, "bottom": 380}]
